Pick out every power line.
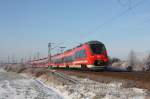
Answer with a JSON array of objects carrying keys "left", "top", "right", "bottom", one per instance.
[
  {"left": 89, "top": 0, "right": 145, "bottom": 34},
  {"left": 117, "top": 0, "right": 131, "bottom": 7}
]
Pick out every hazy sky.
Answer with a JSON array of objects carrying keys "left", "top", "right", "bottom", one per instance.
[{"left": 0, "top": 0, "right": 150, "bottom": 61}]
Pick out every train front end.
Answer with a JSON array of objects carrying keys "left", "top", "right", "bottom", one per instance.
[{"left": 87, "top": 41, "right": 109, "bottom": 70}]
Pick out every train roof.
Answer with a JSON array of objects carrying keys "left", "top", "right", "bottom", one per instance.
[
  {"left": 30, "top": 57, "right": 48, "bottom": 62},
  {"left": 51, "top": 40, "right": 104, "bottom": 57},
  {"left": 85, "top": 40, "right": 103, "bottom": 45},
  {"left": 64, "top": 40, "right": 103, "bottom": 53}
]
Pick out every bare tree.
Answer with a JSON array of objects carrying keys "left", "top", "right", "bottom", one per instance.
[
  {"left": 127, "top": 50, "right": 138, "bottom": 71},
  {"left": 20, "top": 58, "right": 24, "bottom": 64},
  {"left": 109, "top": 56, "right": 121, "bottom": 65},
  {"left": 37, "top": 52, "right": 40, "bottom": 59},
  {"left": 128, "top": 50, "right": 137, "bottom": 66},
  {"left": 112, "top": 57, "right": 121, "bottom": 63},
  {"left": 145, "top": 53, "right": 150, "bottom": 71}
]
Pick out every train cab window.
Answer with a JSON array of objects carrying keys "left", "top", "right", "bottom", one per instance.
[{"left": 90, "top": 44, "right": 105, "bottom": 54}]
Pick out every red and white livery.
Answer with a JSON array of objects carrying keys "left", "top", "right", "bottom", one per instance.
[
  {"left": 29, "top": 41, "right": 109, "bottom": 70},
  {"left": 49, "top": 40, "right": 109, "bottom": 70},
  {"left": 29, "top": 58, "right": 48, "bottom": 68}
]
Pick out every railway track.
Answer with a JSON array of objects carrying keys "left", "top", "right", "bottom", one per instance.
[
  {"left": 49, "top": 70, "right": 80, "bottom": 84},
  {"left": 48, "top": 67, "right": 150, "bottom": 82},
  {"left": 29, "top": 67, "right": 150, "bottom": 91},
  {"left": 55, "top": 69, "right": 150, "bottom": 81},
  {"left": 51, "top": 69, "right": 150, "bottom": 91}
]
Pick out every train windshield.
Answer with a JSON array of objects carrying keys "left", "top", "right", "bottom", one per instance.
[{"left": 90, "top": 44, "right": 105, "bottom": 54}]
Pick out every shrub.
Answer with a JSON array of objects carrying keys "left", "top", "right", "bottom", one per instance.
[
  {"left": 33, "top": 68, "right": 49, "bottom": 77},
  {"left": 144, "top": 54, "right": 150, "bottom": 71},
  {"left": 109, "top": 57, "right": 121, "bottom": 65}
]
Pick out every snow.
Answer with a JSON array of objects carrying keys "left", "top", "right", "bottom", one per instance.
[
  {"left": 0, "top": 68, "right": 148, "bottom": 99},
  {"left": 0, "top": 80, "right": 39, "bottom": 99},
  {"left": 0, "top": 71, "right": 64, "bottom": 99},
  {"left": 35, "top": 79, "right": 70, "bottom": 99},
  {"left": 37, "top": 75, "right": 148, "bottom": 99}
]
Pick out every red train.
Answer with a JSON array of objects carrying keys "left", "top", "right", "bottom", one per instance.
[
  {"left": 29, "top": 41, "right": 109, "bottom": 70},
  {"left": 28, "top": 58, "right": 48, "bottom": 68}
]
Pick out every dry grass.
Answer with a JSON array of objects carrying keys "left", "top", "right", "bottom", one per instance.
[
  {"left": 32, "top": 68, "right": 49, "bottom": 77},
  {"left": 3, "top": 64, "right": 27, "bottom": 73},
  {"left": 2, "top": 64, "right": 51, "bottom": 78},
  {"left": 2, "top": 64, "right": 150, "bottom": 91},
  {"left": 56, "top": 70, "right": 150, "bottom": 91}
]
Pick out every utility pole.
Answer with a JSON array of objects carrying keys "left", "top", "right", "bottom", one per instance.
[
  {"left": 21, "top": 58, "right": 24, "bottom": 64},
  {"left": 12, "top": 54, "right": 15, "bottom": 64},
  {"left": 48, "top": 43, "right": 53, "bottom": 66},
  {"left": 37, "top": 52, "right": 40, "bottom": 59},
  {"left": 29, "top": 56, "right": 31, "bottom": 61},
  {"left": 59, "top": 47, "right": 66, "bottom": 63},
  {"left": 48, "top": 42, "right": 65, "bottom": 66},
  {"left": 8, "top": 56, "right": 10, "bottom": 64},
  {"left": 24, "top": 56, "right": 26, "bottom": 63}
]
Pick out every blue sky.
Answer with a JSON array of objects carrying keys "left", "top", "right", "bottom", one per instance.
[{"left": 0, "top": 0, "right": 150, "bottom": 61}]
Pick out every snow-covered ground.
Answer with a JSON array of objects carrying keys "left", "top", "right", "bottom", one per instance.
[
  {"left": 37, "top": 73, "right": 149, "bottom": 99},
  {"left": 0, "top": 69, "right": 149, "bottom": 99},
  {"left": 0, "top": 69, "right": 64, "bottom": 99}
]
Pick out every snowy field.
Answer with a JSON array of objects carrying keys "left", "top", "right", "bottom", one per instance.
[
  {"left": 0, "top": 69, "right": 63, "bottom": 99},
  {"left": 37, "top": 72, "right": 149, "bottom": 99},
  {"left": 0, "top": 68, "right": 149, "bottom": 99}
]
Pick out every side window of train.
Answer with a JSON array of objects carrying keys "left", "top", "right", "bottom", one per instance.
[
  {"left": 79, "top": 50, "right": 83, "bottom": 58},
  {"left": 82, "top": 49, "right": 87, "bottom": 58},
  {"left": 76, "top": 51, "right": 80, "bottom": 58},
  {"left": 64, "top": 55, "right": 74, "bottom": 62},
  {"left": 75, "top": 51, "right": 79, "bottom": 59},
  {"left": 81, "top": 49, "right": 86, "bottom": 58},
  {"left": 75, "top": 49, "right": 86, "bottom": 58},
  {"left": 64, "top": 57, "right": 67, "bottom": 62}
]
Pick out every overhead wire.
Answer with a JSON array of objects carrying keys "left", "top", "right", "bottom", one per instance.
[
  {"left": 56, "top": 0, "right": 146, "bottom": 52},
  {"left": 90, "top": 0, "right": 145, "bottom": 34},
  {"left": 117, "top": 0, "right": 131, "bottom": 7}
]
